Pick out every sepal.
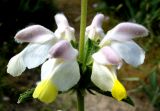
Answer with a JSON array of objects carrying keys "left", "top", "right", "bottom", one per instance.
[{"left": 17, "top": 88, "right": 35, "bottom": 104}]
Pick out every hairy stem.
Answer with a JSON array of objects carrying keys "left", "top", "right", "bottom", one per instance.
[{"left": 79, "top": 0, "right": 88, "bottom": 62}]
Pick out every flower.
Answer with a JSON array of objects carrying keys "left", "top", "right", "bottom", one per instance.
[
  {"left": 91, "top": 22, "right": 148, "bottom": 100},
  {"left": 7, "top": 13, "right": 80, "bottom": 103},
  {"left": 33, "top": 40, "right": 80, "bottom": 103},
  {"left": 85, "top": 13, "right": 105, "bottom": 41},
  {"left": 7, "top": 25, "right": 57, "bottom": 76},
  {"left": 94, "top": 22, "right": 149, "bottom": 67},
  {"left": 7, "top": 11, "right": 149, "bottom": 104},
  {"left": 54, "top": 13, "right": 75, "bottom": 41},
  {"left": 7, "top": 13, "right": 75, "bottom": 76},
  {"left": 91, "top": 62, "right": 127, "bottom": 101}
]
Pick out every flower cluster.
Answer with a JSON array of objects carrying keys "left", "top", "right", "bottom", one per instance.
[
  {"left": 7, "top": 13, "right": 148, "bottom": 103},
  {"left": 7, "top": 14, "right": 80, "bottom": 103},
  {"left": 87, "top": 14, "right": 148, "bottom": 100}
]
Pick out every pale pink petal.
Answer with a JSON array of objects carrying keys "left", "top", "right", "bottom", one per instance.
[
  {"left": 15, "top": 25, "right": 55, "bottom": 43},
  {"left": 100, "top": 22, "right": 148, "bottom": 45},
  {"left": 49, "top": 40, "right": 78, "bottom": 60},
  {"left": 92, "top": 46, "right": 122, "bottom": 66},
  {"left": 107, "top": 22, "right": 148, "bottom": 41}
]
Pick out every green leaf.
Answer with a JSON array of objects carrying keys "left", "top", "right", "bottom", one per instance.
[
  {"left": 141, "top": 81, "right": 153, "bottom": 100},
  {"left": 70, "top": 40, "right": 78, "bottom": 49},
  {"left": 149, "top": 69, "right": 158, "bottom": 90},
  {"left": 17, "top": 88, "right": 35, "bottom": 104},
  {"left": 84, "top": 38, "right": 100, "bottom": 66},
  {"left": 151, "top": 87, "right": 160, "bottom": 105},
  {"left": 80, "top": 38, "right": 99, "bottom": 72}
]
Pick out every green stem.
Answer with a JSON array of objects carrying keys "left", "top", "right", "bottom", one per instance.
[
  {"left": 77, "top": 0, "right": 87, "bottom": 110},
  {"left": 79, "top": 0, "right": 88, "bottom": 62},
  {"left": 77, "top": 90, "right": 85, "bottom": 111}
]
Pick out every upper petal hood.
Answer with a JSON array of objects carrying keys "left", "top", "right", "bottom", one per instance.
[
  {"left": 100, "top": 22, "right": 148, "bottom": 46},
  {"left": 92, "top": 46, "right": 122, "bottom": 66},
  {"left": 15, "top": 25, "right": 55, "bottom": 43},
  {"left": 111, "top": 40, "right": 145, "bottom": 67},
  {"left": 7, "top": 39, "right": 57, "bottom": 76},
  {"left": 49, "top": 40, "right": 78, "bottom": 61}
]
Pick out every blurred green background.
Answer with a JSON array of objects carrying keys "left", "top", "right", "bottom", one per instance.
[{"left": 0, "top": 0, "right": 160, "bottom": 111}]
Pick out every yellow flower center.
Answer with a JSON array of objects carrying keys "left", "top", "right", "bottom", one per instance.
[
  {"left": 33, "top": 79, "right": 58, "bottom": 104},
  {"left": 111, "top": 79, "right": 127, "bottom": 101}
]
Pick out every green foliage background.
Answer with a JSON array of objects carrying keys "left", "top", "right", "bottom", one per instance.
[{"left": 0, "top": 0, "right": 160, "bottom": 110}]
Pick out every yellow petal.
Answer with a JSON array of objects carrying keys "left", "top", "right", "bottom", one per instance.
[
  {"left": 33, "top": 79, "right": 58, "bottom": 104},
  {"left": 111, "top": 79, "right": 127, "bottom": 101}
]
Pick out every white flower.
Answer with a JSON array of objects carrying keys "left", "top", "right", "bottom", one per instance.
[
  {"left": 96, "top": 22, "right": 149, "bottom": 67},
  {"left": 91, "top": 62, "right": 127, "bottom": 101},
  {"left": 7, "top": 13, "right": 75, "bottom": 76},
  {"left": 91, "top": 22, "right": 148, "bottom": 100},
  {"left": 7, "top": 25, "right": 57, "bottom": 76},
  {"left": 33, "top": 40, "right": 80, "bottom": 103},
  {"left": 86, "top": 13, "right": 105, "bottom": 41},
  {"left": 7, "top": 13, "right": 80, "bottom": 103}
]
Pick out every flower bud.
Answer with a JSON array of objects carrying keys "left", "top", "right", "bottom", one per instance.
[
  {"left": 54, "top": 13, "right": 75, "bottom": 41},
  {"left": 86, "top": 13, "right": 105, "bottom": 41}
]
